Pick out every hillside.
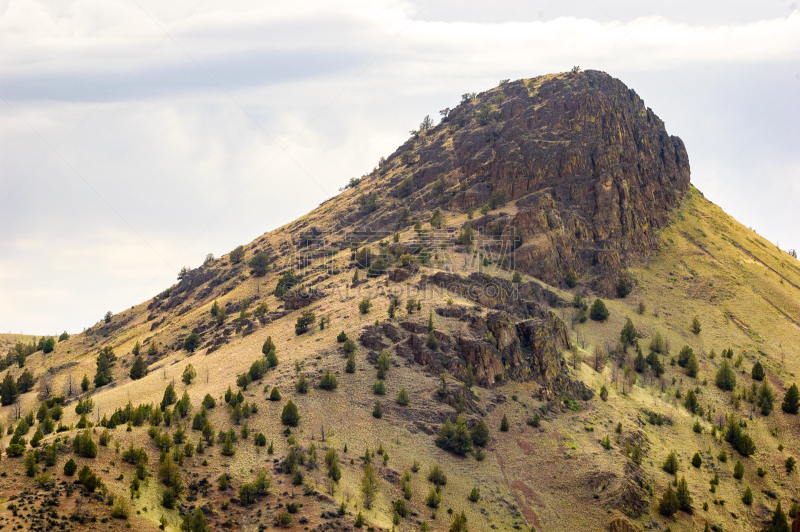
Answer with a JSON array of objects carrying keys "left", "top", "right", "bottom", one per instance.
[{"left": 1, "top": 70, "right": 799, "bottom": 532}]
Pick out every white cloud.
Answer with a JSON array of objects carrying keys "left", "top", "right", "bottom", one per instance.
[{"left": 0, "top": 0, "right": 799, "bottom": 332}]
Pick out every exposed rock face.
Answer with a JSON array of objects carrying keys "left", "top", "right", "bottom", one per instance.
[
  {"left": 345, "top": 70, "right": 690, "bottom": 295},
  {"left": 421, "top": 272, "right": 565, "bottom": 316},
  {"left": 370, "top": 272, "right": 579, "bottom": 392}
]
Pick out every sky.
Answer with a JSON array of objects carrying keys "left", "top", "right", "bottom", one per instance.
[{"left": 0, "top": 0, "right": 799, "bottom": 335}]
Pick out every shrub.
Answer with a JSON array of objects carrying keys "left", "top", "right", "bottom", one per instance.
[
  {"left": 377, "top": 350, "right": 390, "bottom": 379},
  {"left": 345, "top": 352, "right": 356, "bottom": 373},
  {"left": 269, "top": 387, "right": 281, "bottom": 401},
  {"left": 229, "top": 245, "right": 246, "bottom": 263},
  {"left": 358, "top": 298, "right": 372, "bottom": 314},
  {"left": 589, "top": 299, "right": 609, "bottom": 321},
  {"left": 73, "top": 430, "right": 97, "bottom": 458},
  {"left": 676, "top": 476, "right": 692, "bottom": 512},
  {"left": 733, "top": 460, "right": 744, "bottom": 479},
  {"left": 752, "top": 361, "right": 765, "bottom": 381},
  {"left": 361, "top": 464, "right": 380, "bottom": 509},
  {"left": 425, "top": 486, "right": 442, "bottom": 509},
  {"left": 373, "top": 381, "right": 386, "bottom": 395},
  {"left": 620, "top": 318, "right": 638, "bottom": 347},
  {"left": 783, "top": 384, "right": 800, "bottom": 414},
  {"left": 396, "top": 386, "right": 410, "bottom": 406},
  {"left": 281, "top": 400, "right": 300, "bottom": 426},
  {"left": 64, "top": 458, "right": 77, "bottom": 476},
  {"left": 426, "top": 330, "right": 439, "bottom": 349},
  {"left": 663, "top": 451, "right": 679, "bottom": 474},
  {"left": 684, "top": 390, "right": 700, "bottom": 414},
  {"left": 786, "top": 456, "right": 796, "bottom": 474},
  {"left": 471, "top": 420, "right": 489, "bottom": 447},
  {"left": 129, "top": 356, "right": 148, "bottom": 380},
  {"left": 261, "top": 336, "right": 275, "bottom": 355},
  {"left": 716, "top": 360, "right": 737, "bottom": 391},
  {"left": 266, "top": 349, "right": 278, "bottom": 368},
  {"left": 271, "top": 270, "right": 300, "bottom": 298},
  {"left": 111, "top": 497, "right": 130, "bottom": 519},
  {"left": 319, "top": 369, "right": 338, "bottom": 390},
  {"left": 183, "top": 333, "right": 201, "bottom": 353},
  {"left": 372, "top": 401, "right": 382, "bottom": 418},
  {"left": 685, "top": 353, "right": 699, "bottom": 378},
  {"left": 742, "top": 486, "right": 753, "bottom": 505},
  {"left": 677, "top": 345, "right": 693, "bottom": 367},
  {"left": 248, "top": 253, "right": 271, "bottom": 277},
  {"left": 295, "top": 374, "right": 309, "bottom": 394},
  {"left": 500, "top": 414, "right": 509, "bottom": 432},
  {"left": 161, "top": 384, "right": 178, "bottom": 412},
  {"left": 757, "top": 381, "right": 775, "bottom": 416},
  {"left": 658, "top": 485, "right": 679, "bottom": 516},
  {"left": 343, "top": 338, "right": 356, "bottom": 355},
  {"left": 182, "top": 363, "right": 197, "bottom": 384},
  {"left": 435, "top": 416, "right": 473, "bottom": 456},
  {"left": 692, "top": 452, "right": 702, "bottom": 468},
  {"left": 428, "top": 464, "right": 447, "bottom": 486},
  {"left": 295, "top": 311, "right": 316, "bottom": 335},
  {"left": 468, "top": 487, "right": 481, "bottom": 502},
  {"left": 690, "top": 316, "right": 701, "bottom": 334},
  {"left": 337, "top": 331, "right": 348, "bottom": 343}
]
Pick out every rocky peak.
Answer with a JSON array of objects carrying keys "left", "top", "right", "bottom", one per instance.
[{"left": 330, "top": 70, "right": 690, "bottom": 295}]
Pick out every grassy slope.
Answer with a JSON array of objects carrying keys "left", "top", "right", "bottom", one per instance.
[{"left": 1, "top": 186, "right": 799, "bottom": 532}]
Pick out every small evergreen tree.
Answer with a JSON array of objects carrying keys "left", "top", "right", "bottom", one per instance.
[
  {"left": 620, "top": 318, "right": 638, "bottom": 347},
  {"left": 500, "top": 414, "right": 509, "bottom": 432},
  {"left": 752, "top": 361, "right": 765, "bottom": 381},
  {"left": 742, "top": 485, "right": 753, "bottom": 505},
  {"left": 262, "top": 336, "right": 275, "bottom": 355},
  {"left": 319, "top": 369, "right": 338, "bottom": 390},
  {"left": 692, "top": 452, "right": 702, "bottom": 468},
  {"left": 295, "top": 374, "right": 309, "bottom": 394},
  {"left": 690, "top": 316, "right": 702, "bottom": 334},
  {"left": 372, "top": 401, "right": 382, "bottom": 418},
  {"left": 281, "top": 400, "right": 300, "bottom": 426},
  {"left": 763, "top": 501, "right": 790, "bottom": 532},
  {"left": 663, "top": 451, "right": 679, "bottom": 474},
  {"left": 396, "top": 386, "right": 410, "bottom": 406},
  {"left": 676, "top": 476, "right": 692, "bottom": 512},
  {"left": 269, "top": 387, "right": 281, "bottom": 401},
  {"left": 658, "top": 484, "right": 679, "bottom": 517},
  {"left": 183, "top": 333, "right": 201, "bottom": 352},
  {"left": 686, "top": 353, "right": 699, "bottom": 378},
  {"left": 345, "top": 352, "right": 356, "bottom": 373},
  {"left": 295, "top": 311, "right": 316, "bottom": 335},
  {"left": 182, "top": 364, "right": 197, "bottom": 384},
  {"left": 129, "top": 356, "right": 148, "bottom": 380},
  {"left": 589, "top": 299, "right": 609, "bottom": 321},
  {"left": 733, "top": 460, "right": 744, "bottom": 479},
  {"left": 716, "top": 360, "right": 737, "bottom": 391},
  {"left": 782, "top": 384, "right": 799, "bottom": 414}
]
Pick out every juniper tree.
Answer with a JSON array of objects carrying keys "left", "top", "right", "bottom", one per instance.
[
  {"left": 663, "top": 451, "right": 679, "bottom": 475},
  {"left": 658, "top": 484, "right": 679, "bottom": 517},
  {"left": 716, "top": 360, "right": 737, "bottom": 391},
  {"left": 676, "top": 476, "right": 692, "bottom": 512},
  {"left": 782, "top": 384, "right": 799, "bottom": 414},
  {"left": 752, "top": 361, "right": 765, "bottom": 381}
]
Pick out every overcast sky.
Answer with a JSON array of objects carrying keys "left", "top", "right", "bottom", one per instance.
[{"left": 1, "top": 0, "right": 799, "bottom": 335}]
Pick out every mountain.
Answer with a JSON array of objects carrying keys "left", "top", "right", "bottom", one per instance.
[{"left": 1, "top": 70, "right": 799, "bottom": 532}]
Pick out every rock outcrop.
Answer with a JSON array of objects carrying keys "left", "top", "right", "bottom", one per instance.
[{"left": 338, "top": 70, "right": 690, "bottom": 295}]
